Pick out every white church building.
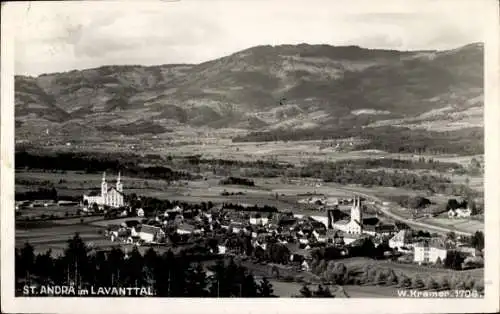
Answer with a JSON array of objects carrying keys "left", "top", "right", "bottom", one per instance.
[
  {"left": 83, "top": 172, "right": 125, "bottom": 209},
  {"left": 329, "top": 196, "right": 363, "bottom": 234}
]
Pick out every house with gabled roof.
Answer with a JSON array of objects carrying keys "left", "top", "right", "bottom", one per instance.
[
  {"left": 389, "top": 229, "right": 414, "bottom": 251},
  {"left": 137, "top": 224, "right": 165, "bottom": 243}
]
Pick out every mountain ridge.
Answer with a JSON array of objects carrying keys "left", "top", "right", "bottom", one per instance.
[{"left": 15, "top": 42, "right": 484, "bottom": 143}]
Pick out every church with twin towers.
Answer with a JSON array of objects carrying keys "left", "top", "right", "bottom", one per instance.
[{"left": 82, "top": 172, "right": 125, "bottom": 209}]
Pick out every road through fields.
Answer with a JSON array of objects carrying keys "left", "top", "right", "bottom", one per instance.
[{"left": 331, "top": 185, "right": 475, "bottom": 236}]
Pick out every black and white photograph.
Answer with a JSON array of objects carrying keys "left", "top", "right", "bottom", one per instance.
[{"left": 1, "top": 0, "right": 499, "bottom": 313}]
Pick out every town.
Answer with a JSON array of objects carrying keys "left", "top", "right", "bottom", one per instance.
[{"left": 15, "top": 169, "right": 485, "bottom": 298}]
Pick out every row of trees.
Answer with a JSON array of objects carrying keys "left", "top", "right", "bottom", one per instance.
[
  {"left": 308, "top": 260, "right": 484, "bottom": 293},
  {"left": 16, "top": 234, "right": 277, "bottom": 298},
  {"left": 222, "top": 203, "right": 278, "bottom": 213},
  {"left": 232, "top": 126, "right": 483, "bottom": 156},
  {"left": 15, "top": 187, "right": 59, "bottom": 201},
  {"left": 329, "top": 158, "right": 466, "bottom": 173},
  {"left": 15, "top": 151, "right": 194, "bottom": 182},
  {"left": 178, "top": 155, "right": 293, "bottom": 170},
  {"left": 219, "top": 177, "right": 255, "bottom": 187},
  {"left": 288, "top": 163, "right": 476, "bottom": 196}
]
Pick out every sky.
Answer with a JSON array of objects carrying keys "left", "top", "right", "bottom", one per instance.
[{"left": 11, "top": 0, "right": 489, "bottom": 76}]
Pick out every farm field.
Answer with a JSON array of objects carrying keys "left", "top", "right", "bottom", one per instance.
[
  {"left": 419, "top": 217, "right": 484, "bottom": 234},
  {"left": 265, "top": 279, "right": 347, "bottom": 298},
  {"left": 340, "top": 257, "right": 483, "bottom": 281},
  {"left": 16, "top": 204, "right": 81, "bottom": 218},
  {"left": 342, "top": 285, "right": 400, "bottom": 298},
  {"left": 16, "top": 220, "right": 107, "bottom": 255}
]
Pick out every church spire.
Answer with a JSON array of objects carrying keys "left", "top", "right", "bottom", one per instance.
[
  {"left": 116, "top": 171, "right": 123, "bottom": 193},
  {"left": 101, "top": 171, "right": 108, "bottom": 196}
]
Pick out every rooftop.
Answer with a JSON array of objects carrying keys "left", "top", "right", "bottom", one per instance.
[
  {"left": 414, "top": 238, "right": 451, "bottom": 250},
  {"left": 140, "top": 224, "right": 163, "bottom": 235}
]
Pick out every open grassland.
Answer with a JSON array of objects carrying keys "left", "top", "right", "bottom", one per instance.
[
  {"left": 342, "top": 285, "right": 400, "bottom": 298},
  {"left": 16, "top": 220, "right": 107, "bottom": 255},
  {"left": 419, "top": 217, "right": 484, "bottom": 234},
  {"left": 342, "top": 257, "right": 483, "bottom": 281},
  {"left": 37, "top": 139, "right": 483, "bottom": 169}
]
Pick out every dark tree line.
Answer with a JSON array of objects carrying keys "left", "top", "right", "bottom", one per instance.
[
  {"left": 15, "top": 234, "right": 276, "bottom": 298},
  {"left": 329, "top": 158, "right": 466, "bottom": 173},
  {"left": 288, "top": 162, "right": 474, "bottom": 195},
  {"left": 219, "top": 177, "right": 255, "bottom": 187},
  {"left": 222, "top": 203, "right": 278, "bottom": 213},
  {"left": 232, "top": 126, "right": 483, "bottom": 156},
  {"left": 15, "top": 151, "right": 194, "bottom": 182},
  {"left": 15, "top": 187, "right": 58, "bottom": 201},
  {"left": 179, "top": 155, "right": 293, "bottom": 170}
]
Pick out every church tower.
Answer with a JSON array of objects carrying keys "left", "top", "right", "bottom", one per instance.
[
  {"left": 116, "top": 172, "right": 123, "bottom": 193},
  {"left": 350, "top": 196, "right": 363, "bottom": 233},
  {"left": 101, "top": 172, "right": 108, "bottom": 198}
]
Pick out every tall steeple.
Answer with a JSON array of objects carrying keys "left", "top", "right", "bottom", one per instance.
[
  {"left": 351, "top": 195, "right": 362, "bottom": 225},
  {"left": 116, "top": 171, "right": 123, "bottom": 192},
  {"left": 101, "top": 172, "right": 108, "bottom": 197}
]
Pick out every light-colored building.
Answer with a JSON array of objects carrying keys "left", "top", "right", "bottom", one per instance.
[
  {"left": 389, "top": 230, "right": 414, "bottom": 250},
  {"left": 249, "top": 216, "right": 269, "bottom": 226},
  {"left": 413, "top": 239, "right": 448, "bottom": 264},
  {"left": 448, "top": 208, "right": 472, "bottom": 218},
  {"left": 217, "top": 245, "right": 227, "bottom": 254},
  {"left": 457, "top": 245, "right": 480, "bottom": 257},
  {"left": 138, "top": 225, "right": 165, "bottom": 243},
  {"left": 177, "top": 223, "right": 195, "bottom": 235},
  {"left": 136, "top": 208, "right": 145, "bottom": 217},
  {"left": 83, "top": 172, "right": 124, "bottom": 208}
]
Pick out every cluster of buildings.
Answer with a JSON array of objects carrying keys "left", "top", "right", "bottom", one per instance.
[
  {"left": 447, "top": 207, "right": 472, "bottom": 218},
  {"left": 387, "top": 228, "right": 482, "bottom": 267},
  {"left": 92, "top": 179, "right": 480, "bottom": 270}
]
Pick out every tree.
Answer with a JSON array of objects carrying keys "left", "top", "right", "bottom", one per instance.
[
  {"left": 446, "top": 199, "right": 460, "bottom": 211},
  {"left": 386, "top": 269, "right": 398, "bottom": 286},
  {"left": 473, "top": 279, "right": 485, "bottom": 294},
  {"left": 469, "top": 199, "right": 479, "bottom": 215},
  {"left": 471, "top": 231, "right": 484, "bottom": 250},
  {"left": 446, "top": 232, "right": 456, "bottom": 243},
  {"left": 435, "top": 257, "right": 443, "bottom": 266},
  {"left": 411, "top": 275, "right": 425, "bottom": 289},
  {"left": 185, "top": 263, "right": 208, "bottom": 297},
  {"left": 299, "top": 284, "right": 312, "bottom": 297},
  {"left": 258, "top": 277, "right": 275, "bottom": 297},
  {"left": 439, "top": 276, "right": 450, "bottom": 290},
  {"left": 444, "top": 251, "right": 465, "bottom": 270},
  {"left": 463, "top": 275, "right": 476, "bottom": 290},
  {"left": 374, "top": 270, "right": 387, "bottom": 285},
  {"left": 64, "top": 233, "right": 91, "bottom": 285},
  {"left": 313, "top": 285, "right": 333, "bottom": 298},
  {"left": 19, "top": 243, "right": 35, "bottom": 281},
  {"left": 398, "top": 274, "right": 412, "bottom": 288},
  {"left": 426, "top": 277, "right": 439, "bottom": 290},
  {"left": 123, "top": 246, "right": 145, "bottom": 286}
]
